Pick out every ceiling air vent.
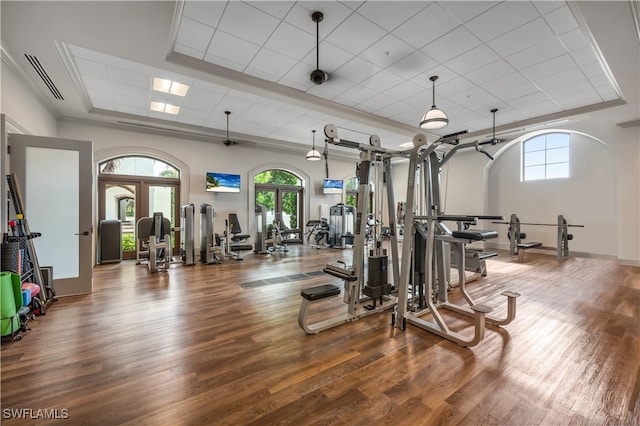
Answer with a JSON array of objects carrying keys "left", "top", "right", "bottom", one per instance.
[{"left": 24, "top": 54, "right": 64, "bottom": 100}]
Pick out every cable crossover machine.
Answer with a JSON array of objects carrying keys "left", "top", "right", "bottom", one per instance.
[
  {"left": 393, "top": 131, "right": 520, "bottom": 347},
  {"left": 298, "top": 124, "right": 403, "bottom": 334}
]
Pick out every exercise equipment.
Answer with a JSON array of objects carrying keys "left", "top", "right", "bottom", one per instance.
[
  {"left": 253, "top": 206, "right": 293, "bottom": 254},
  {"left": 135, "top": 212, "right": 172, "bottom": 272},
  {"left": 180, "top": 203, "right": 195, "bottom": 265},
  {"left": 0, "top": 271, "right": 27, "bottom": 341},
  {"left": 298, "top": 125, "right": 402, "bottom": 334},
  {"left": 445, "top": 214, "right": 502, "bottom": 280},
  {"left": 394, "top": 131, "right": 519, "bottom": 347},
  {"left": 328, "top": 203, "right": 355, "bottom": 248},
  {"left": 492, "top": 214, "right": 584, "bottom": 261},
  {"left": 199, "top": 203, "right": 224, "bottom": 264},
  {"left": 226, "top": 213, "right": 252, "bottom": 260},
  {"left": 98, "top": 220, "right": 122, "bottom": 264},
  {"left": 4, "top": 174, "right": 56, "bottom": 311},
  {"left": 304, "top": 218, "right": 330, "bottom": 249}
]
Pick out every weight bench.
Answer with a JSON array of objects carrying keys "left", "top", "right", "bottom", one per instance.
[
  {"left": 450, "top": 229, "right": 498, "bottom": 278},
  {"left": 228, "top": 213, "right": 252, "bottom": 260},
  {"left": 297, "top": 284, "right": 341, "bottom": 334},
  {"left": 516, "top": 241, "right": 542, "bottom": 261}
]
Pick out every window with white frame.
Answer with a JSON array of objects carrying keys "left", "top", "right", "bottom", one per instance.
[{"left": 522, "top": 133, "right": 570, "bottom": 181}]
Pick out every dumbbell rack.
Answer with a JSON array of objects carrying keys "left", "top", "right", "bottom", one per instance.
[{"left": 5, "top": 173, "right": 56, "bottom": 312}]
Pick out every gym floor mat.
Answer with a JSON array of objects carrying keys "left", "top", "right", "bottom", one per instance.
[{"left": 239, "top": 271, "right": 323, "bottom": 289}]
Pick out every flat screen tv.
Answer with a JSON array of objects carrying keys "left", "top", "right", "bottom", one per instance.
[
  {"left": 323, "top": 179, "right": 343, "bottom": 194},
  {"left": 206, "top": 172, "right": 240, "bottom": 193}
]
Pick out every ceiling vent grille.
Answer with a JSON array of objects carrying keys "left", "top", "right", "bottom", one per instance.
[{"left": 24, "top": 54, "right": 64, "bottom": 100}]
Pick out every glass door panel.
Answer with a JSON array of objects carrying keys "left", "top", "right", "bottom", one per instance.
[
  {"left": 256, "top": 190, "right": 276, "bottom": 225},
  {"left": 281, "top": 190, "right": 301, "bottom": 241},
  {"left": 103, "top": 183, "right": 137, "bottom": 259}
]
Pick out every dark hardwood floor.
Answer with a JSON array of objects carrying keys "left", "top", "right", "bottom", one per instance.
[{"left": 2, "top": 244, "right": 639, "bottom": 425}]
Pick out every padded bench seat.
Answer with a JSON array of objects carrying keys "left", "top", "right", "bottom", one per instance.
[
  {"left": 231, "top": 244, "right": 253, "bottom": 251},
  {"left": 301, "top": 284, "right": 341, "bottom": 301},
  {"left": 452, "top": 229, "right": 498, "bottom": 241},
  {"left": 517, "top": 242, "right": 542, "bottom": 249}
]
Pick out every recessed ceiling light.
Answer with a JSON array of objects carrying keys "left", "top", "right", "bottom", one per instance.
[
  {"left": 152, "top": 77, "right": 189, "bottom": 97},
  {"left": 150, "top": 101, "right": 180, "bottom": 115}
]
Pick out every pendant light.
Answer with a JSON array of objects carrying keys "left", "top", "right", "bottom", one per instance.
[
  {"left": 306, "top": 129, "right": 321, "bottom": 161},
  {"left": 419, "top": 75, "right": 449, "bottom": 130}
]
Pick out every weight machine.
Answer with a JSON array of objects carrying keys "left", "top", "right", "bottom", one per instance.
[
  {"left": 328, "top": 203, "right": 355, "bottom": 248},
  {"left": 492, "top": 214, "right": 584, "bottom": 262},
  {"left": 253, "top": 206, "right": 292, "bottom": 253},
  {"left": 199, "top": 203, "right": 224, "bottom": 264},
  {"left": 393, "top": 132, "right": 519, "bottom": 347},
  {"left": 180, "top": 203, "right": 195, "bottom": 265},
  {"left": 298, "top": 124, "right": 401, "bottom": 334},
  {"left": 135, "top": 212, "right": 172, "bottom": 273}
]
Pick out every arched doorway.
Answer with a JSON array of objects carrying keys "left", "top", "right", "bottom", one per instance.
[
  {"left": 254, "top": 169, "right": 303, "bottom": 242},
  {"left": 98, "top": 156, "right": 181, "bottom": 259}
]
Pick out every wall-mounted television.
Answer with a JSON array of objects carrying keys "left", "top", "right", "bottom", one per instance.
[
  {"left": 206, "top": 172, "right": 240, "bottom": 193},
  {"left": 323, "top": 179, "right": 343, "bottom": 194}
]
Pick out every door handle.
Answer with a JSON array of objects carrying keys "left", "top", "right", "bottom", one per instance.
[{"left": 75, "top": 231, "right": 90, "bottom": 236}]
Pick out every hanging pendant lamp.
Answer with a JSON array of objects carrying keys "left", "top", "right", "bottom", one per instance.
[
  {"left": 306, "top": 129, "right": 321, "bottom": 161},
  {"left": 419, "top": 75, "right": 449, "bottom": 130}
]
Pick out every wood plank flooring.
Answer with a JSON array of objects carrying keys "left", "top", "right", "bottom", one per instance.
[{"left": 1, "top": 245, "right": 639, "bottom": 425}]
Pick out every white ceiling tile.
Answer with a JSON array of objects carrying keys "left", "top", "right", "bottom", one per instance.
[
  {"left": 116, "top": 104, "right": 149, "bottom": 117},
  {"left": 595, "top": 85, "right": 618, "bottom": 102},
  {"left": 508, "top": 91, "right": 552, "bottom": 109},
  {"left": 488, "top": 18, "right": 555, "bottom": 58},
  {"left": 437, "top": 77, "right": 475, "bottom": 97},
  {"left": 284, "top": 2, "right": 353, "bottom": 39},
  {"left": 245, "top": 48, "right": 297, "bottom": 81},
  {"left": 174, "top": 43, "right": 206, "bottom": 60},
  {"left": 335, "top": 56, "right": 381, "bottom": 84},
  {"left": 358, "top": 34, "right": 415, "bottom": 69},
  {"left": 301, "top": 41, "right": 353, "bottom": 73},
  {"left": 184, "top": 89, "right": 225, "bottom": 110},
  {"left": 341, "top": 1, "right": 366, "bottom": 11},
  {"left": 201, "top": 55, "right": 245, "bottom": 72},
  {"left": 544, "top": 78, "right": 593, "bottom": 98},
  {"left": 355, "top": 1, "right": 428, "bottom": 32},
  {"left": 531, "top": 1, "right": 565, "bottom": 16},
  {"left": 191, "top": 79, "right": 229, "bottom": 96},
  {"left": 182, "top": 1, "right": 226, "bottom": 27},
  {"left": 465, "top": 2, "right": 540, "bottom": 42},
  {"left": 482, "top": 72, "right": 530, "bottom": 94},
  {"left": 516, "top": 100, "right": 561, "bottom": 117},
  {"left": 438, "top": 1, "right": 500, "bottom": 24},
  {"left": 571, "top": 46, "right": 599, "bottom": 66},
  {"left": 176, "top": 107, "right": 210, "bottom": 126},
  {"left": 333, "top": 84, "right": 377, "bottom": 107},
  {"left": 382, "top": 80, "right": 423, "bottom": 100},
  {"left": 535, "top": 68, "right": 586, "bottom": 90},
  {"left": 74, "top": 57, "right": 108, "bottom": 79},
  {"left": 494, "top": 82, "right": 540, "bottom": 102},
  {"left": 520, "top": 54, "right": 577, "bottom": 82},
  {"left": 359, "top": 69, "right": 405, "bottom": 93},
  {"left": 543, "top": 5, "right": 579, "bottom": 36},
  {"left": 554, "top": 89, "right": 602, "bottom": 109},
  {"left": 464, "top": 59, "right": 515, "bottom": 86},
  {"left": 325, "top": 12, "right": 387, "bottom": 55},
  {"left": 409, "top": 65, "right": 459, "bottom": 90},
  {"left": 149, "top": 109, "right": 179, "bottom": 121},
  {"left": 421, "top": 26, "right": 482, "bottom": 63},
  {"left": 446, "top": 45, "right": 500, "bottom": 75},
  {"left": 357, "top": 93, "right": 398, "bottom": 112},
  {"left": 218, "top": 2, "right": 281, "bottom": 46},
  {"left": 559, "top": 28, "right": 590, "bottom": 52},
  {"left": 393, "top": 3, "right": 460, "bottom": 49},
  {"left": 386, "top": 51, "right": 438, "bottom": 80},
  {"left": 264, "top": 21, "right": 315, "bottom": 61},
  {"left": 108, "top": 66, "right": 149, "bottom": 89},
  {"left": 505, "top": 38, "right": 567, "bottom": 69},
  {"left": 206, "top": 30, "right": 261, "bottom": 70},
  {"left": 176, "top": 17, "right": 215, "bottom": 53},
  {"left": 250, "top": 1, "right": 295, "bottom": 19}
]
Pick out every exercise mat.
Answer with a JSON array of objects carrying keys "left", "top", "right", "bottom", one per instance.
[{"left": 0, "top": 271, "right": 22, "bottom": 336}]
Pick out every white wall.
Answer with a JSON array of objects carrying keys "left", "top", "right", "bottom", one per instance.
[
  {"left": 486, "top": 131, "right": 617, "bottom": 257},
  {"left": 57, "top": 120, "right": 357, "bottom": 252},
  {"left": 1, "top": 61, "right": 57, "bottom": 137}
]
